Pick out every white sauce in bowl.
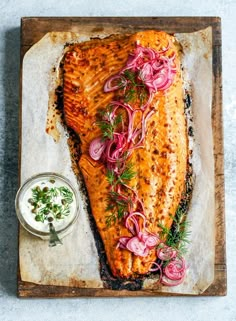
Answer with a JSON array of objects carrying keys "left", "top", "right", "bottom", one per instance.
[{"left": 15, "top": 173, "right": 79, "bottom": 238}]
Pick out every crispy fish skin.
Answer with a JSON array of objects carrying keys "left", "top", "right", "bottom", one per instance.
[{"left": 63, "top": 30, "right": 187, "bottom": 278}]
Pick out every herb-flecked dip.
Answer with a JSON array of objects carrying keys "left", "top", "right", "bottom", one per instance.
[
  {"left": 19, "top": 177, "right": 77, "bottom": 234},
  {"left": 28, "top": 182, "right": 73, "bottom": 222}
]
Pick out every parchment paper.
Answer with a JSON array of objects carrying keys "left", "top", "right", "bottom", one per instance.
[{"left": 20, "top": 27, "right": 214, "bottom": 294}]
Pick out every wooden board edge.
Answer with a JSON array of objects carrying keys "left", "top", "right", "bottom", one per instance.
[
  {"left": 20, "top": 16, "right": 222, "bottom": 23},
  {"left": 20, "top": 16, "right": 222, "bottom": 51},
  {"left": 211, "top": 17, "right": 226, "bottom": 294},
  {"left": 17, "top": 262, "right": 227, "bottom": 298},
  {"left": 18, "top": 17, "right": 225, "bottom": 297}
]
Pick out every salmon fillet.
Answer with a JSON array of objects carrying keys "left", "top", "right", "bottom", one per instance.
[{"left": 63, "top": 30, "right": 187, "bottom": 278}]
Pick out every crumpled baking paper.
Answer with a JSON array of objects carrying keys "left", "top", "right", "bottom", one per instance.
[{"left": 20, "top": 27, "right": 214, "bottom": 294}]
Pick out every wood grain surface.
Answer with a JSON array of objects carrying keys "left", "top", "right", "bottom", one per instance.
[{"left": 18, "top": 16, "right": 226, "bottom": 297}]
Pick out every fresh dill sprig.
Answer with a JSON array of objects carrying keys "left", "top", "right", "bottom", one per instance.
[
  {"left": 108, "top": 191, "right": 131, "bottom": 206},
  {"left": 118, "top": 162, "right": 136, "bottom": 184},
  {"left": 97, "top": 107, "right": 122, "bottom": 140},
  {"left": 96, "top": 120, "right": 114, "bottom": 139},
  {"left": 158, "top": 207, "right": 191, "bottom": 257},
  {"left": 123, "top": 70, "right": 136, "bottom": 84},
  {"left": 105, "top": 191, "right": 132, "bottom": 226},
  {"left": 105, "top": 203, "right": 128, "bottom": 226},
  {"left": 106, "top": 168, "right": 116, "bottom": 185},
  {"left": 105, "top": 163, "right": 136, "bottom": 226},
  {"left": 122, "top": 70, "right": 147, "bottom": 104},
  {"left": 113, "top": 113, "right": 122, "bottom": 127},
  {"left": 105, "top": 213, "right": 117, "bottom": 227},
  {"left": 124, "top": 88, "right": 136, "bottom": 103},
  {"left": 105, "top": 162, "right": 136, "bottom": 188}
]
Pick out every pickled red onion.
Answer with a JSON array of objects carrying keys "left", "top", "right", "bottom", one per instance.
[
  {"left": 160, "top": 276, "right": 185, "bottom": 287},
  {"left": 148, "top": 261, "right": 163, "bottom": 273},
  {"left": 126, "top": 236, "right": 149, "bottom": 257},
  {"left": 125, "top": 211, "right": 146, "bottom": 235},
  {"left": 104, "top": 44, "right": 176, "bottom": 100},
  {"left": 117, "top": 212, "right": 159, "bottom": 256},
  {"left": 89, "top": 137, "right": 106, "bottom": 160},
  {"left": 144, "top": 234, "right": 160, "bottom": 249},
  {"left": 160, "top": 257, "right": 186, "bottom": 286},
  {"left": 157, "top": 244, "right": 177, "bottom": 261},
  {"left": 105, "top": 134, "right": 128, "bottom": 163},
  {"left": 147, "top": 255, "right": 186, "bottom": 286},
  {"left": 104, "top": 74, "right": 127, "bottom": 92},
  {"left": 116, "top": 236, "right": 130, "bottom": 249},
  {"left": 164, "top": 257, "right": 186, "bottom": 279}
]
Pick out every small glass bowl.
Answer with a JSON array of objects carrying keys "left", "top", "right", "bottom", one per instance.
[{"left": 15, "top": 172, "right": 80, "bottom": 241}]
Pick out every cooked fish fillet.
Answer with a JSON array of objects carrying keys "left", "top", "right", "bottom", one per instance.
[{"left": 63, "top": 30, "right": 187, "bottom": 278}]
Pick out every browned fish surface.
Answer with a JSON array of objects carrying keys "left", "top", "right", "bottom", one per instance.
[{"left": 63, "top": 30, "right": 187, "bottom": 278}]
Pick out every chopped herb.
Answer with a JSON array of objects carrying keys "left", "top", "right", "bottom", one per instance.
[
  {"left": 29, "top": 185, "right": 74, "bottom": 223},
  {"left": 35, "top": 214, "right": 43, "bottom": 222},
  {"left": 58, "top": 186, "right": 73, "bottom": 203},
  {"left": 105, "top": 213, "right": 117, "bottom": 227}
]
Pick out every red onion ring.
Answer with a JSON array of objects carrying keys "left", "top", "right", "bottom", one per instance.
[
  {"left": 104, "top": 74, "right": 127, "bottom": 92},
  {"left": 145, "top": 234, "right": 159, "bottom": 249},
  {"left": 116, "top": 236, "right": 130, "bottom": 249},
  {"left": 120, "top": 44, "right": 176, "bottom": 96},
  {"left": 148, "top": 261, "right": 163, "bottom": 273},
  {"left": 159, "top": 257, "right": 186, "bottom": 286},
  {"left": 164, "top": 257, "right": 186, "bottom": 279},
  {"left": 160, "top": 275, "right": 185, "bottom": 286},
  {"left": 125, "top": 211, "right": 146, "bottom": 235},
  {"left": 146, "top": 255, "right": 186, "bottom": 286},
  {"left": 138, "top": 232, "right": 159, "bottom": 249},
  {"left": 89, "top": 137, "right": 106, "bottom": 161},
  {"left": 126, "top": 236, "right": 149, "bottom": 257},
  {"left": 157, "top": 245, "right": 177, "bottom": 261},
  {"left": 146, "top": 250, "right": 187, "bottom": 286}
]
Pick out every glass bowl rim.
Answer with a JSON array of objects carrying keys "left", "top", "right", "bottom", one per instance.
[{"left": 15, "top": 172, "right": 80, "bottom": 239}]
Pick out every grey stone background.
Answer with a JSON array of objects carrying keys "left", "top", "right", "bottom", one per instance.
[{"left": 0, "top": 0, "right": 235, "bottom": 320}]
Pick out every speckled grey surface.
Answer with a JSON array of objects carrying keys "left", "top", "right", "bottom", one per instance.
[{"left": 0, "top": 0, "right": 235, "bottom": 320}]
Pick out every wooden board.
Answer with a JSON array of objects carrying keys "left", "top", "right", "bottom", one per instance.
[{"left": 18, "top": 17, "right": 226, "bottom": 297}]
